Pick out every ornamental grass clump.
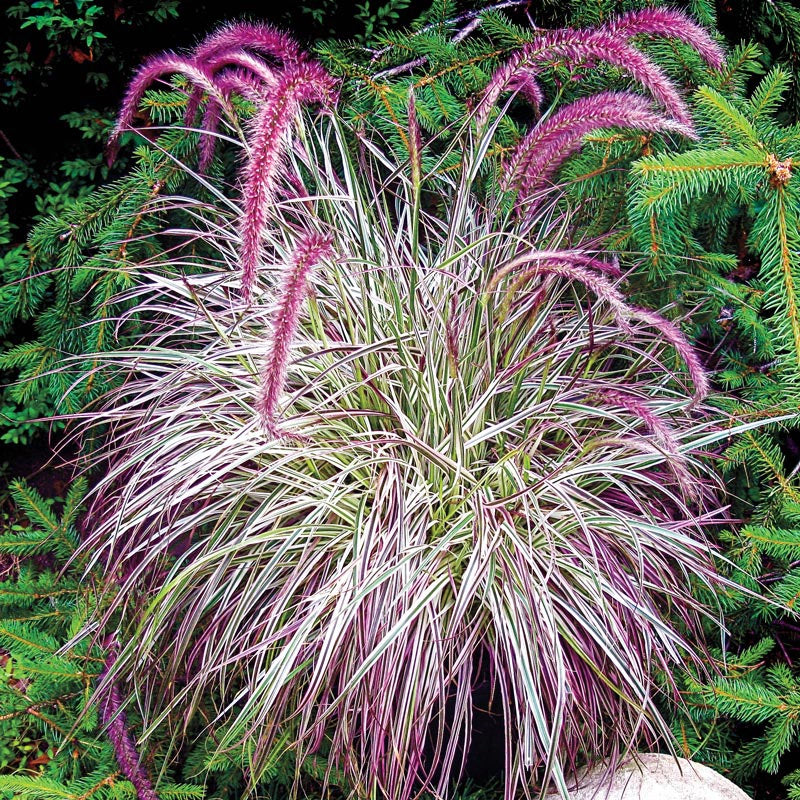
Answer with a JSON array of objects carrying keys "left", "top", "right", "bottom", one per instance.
[{"left": 75, "top": 9, "right": 732, "bottom": 800}]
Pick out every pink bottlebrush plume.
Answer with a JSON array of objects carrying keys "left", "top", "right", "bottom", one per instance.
[
  {"left": 597, "top": 435, "right": 699, "bottom": 501},
  {"left": 196, "top": 68, "right": 275, "bottom": 173},
  {"left": 183, "top": 88, "right": 204, "bottom": 126},
  {"left": 629, "top": 306, "right": 710, "bottom": 403},
  {"left": 239, "top": 60, "right": 336, "bottom": 302},
  {"left": 98, "top": 650, "right": 159, "bottom": 800},
  {"left": 107, "top": 53, "right": 228, "bottom": 166},
  {"left": 181, "top": 51, "right": 275, "bottom": 126},
  {"left": 192, "top": 21, "right": 302, "bottom": 69},
  {"left": 605, "top": 7, "right": 725, "bottom": 70},
  {"left": 197, "top": 100, "right": 224, "bottom": 173},
  {"left": 204, "top": 48, "right": 278, "bottom": 89},
  {"left": 182, "top": 22, "right": 300, "bottom": 130},
  {"left": 593, "top": 388, "right": 698, "bottom": 499},
  {"left": 507, "top": 67, "right": 544, "bottom": 114},
  {"left": 477, "top": 27, "right": 692, "bottom": 130},
  {"left": 258, "top": 232, "right": 334, "bottom": 433},
  {"left": 487, "top": 249, "right": 624, "bottom": 287},
  {"left": 594, "top": 388, "right": 678, "bottom": 451},
  {"left": 214, "top": 68, "right": 269, "bottom": 102},
  {"left": 487, "top": 252, "right": 632, "bottom": 332},
  {"left": 509, "top": 91, "right": 696, "bottom": 203},
  {"left": 475, "top": 49, "right": 526, "bottom": 129},
  {"left": 407, "top": 86, "right": 423, "bottom": 187}
]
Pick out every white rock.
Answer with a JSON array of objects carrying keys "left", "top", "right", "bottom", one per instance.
[{"left": 555, "top": 753, "right": 752, "bottom": 800}]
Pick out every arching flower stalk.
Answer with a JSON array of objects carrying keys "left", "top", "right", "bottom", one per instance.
[
  {"left": 475, "top": 7, "right": 723, "bottom": 212},
  {"left": 105, "top": 22, "right": 335, "bottom": 301},
  {"left": 109, "top": 21, "right": 303, "bottom": 162},
  {"left": 603, "top": 7, "right": 725, "bottom": 69},
  {"left": 592, "top": 388, "right": 699, "bottom": 500},
  {"left": 630, "top": 306, "right": 712, "bottom": 403},
  {"left": 106, "top": 53, "right": 233, "bottom": 166},
  {"left": 238, "top": 61, "right": 336, "bottom": 302},
  {"left": 476, "top": 26, "right": 694, "bottom": 130}
]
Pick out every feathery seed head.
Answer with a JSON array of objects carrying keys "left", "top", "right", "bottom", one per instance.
[
  {"left": 239, "top": 61, "right": 336, "bottom": 302},
  {"left": 258, "top": 231, "right": 333, "bottom": 433},
  {"left": 509, "top": 91, "right": 696, "bottom": 207},
  {"left": 604, "top": 7, "right": 725, "bottom": 70}
]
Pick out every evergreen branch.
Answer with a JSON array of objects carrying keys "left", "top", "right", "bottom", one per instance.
[{"left": 770, "top": 184, "right": 800, "bottom": 365}]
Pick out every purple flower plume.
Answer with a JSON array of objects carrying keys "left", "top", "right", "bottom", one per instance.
[
  {"left": 510, "top": 91, "right": 696, "bottom": 203},
  {"left": 106, "top": 54, "right": 228, "bottom": 165},
  {"left": 630, "top": 306, "right": 710, "bottom": 403},
  {"left": 192, "top": 21, "right": 301, "bottom": 69},
  {"left": 594, "top": 388, "right": 698, "bottom": 499},
  {"left": 105, "top": 24, "right": 336, "bottom": 301},
  {"left": 488, "top": 256, "right": 710, "bottom": 404},
  {"left": 508, "top": 67, "right": 544, "bottom": 114},
  {"left": 98, "top": 650, "right": 159, "bottom": 800},
  {"left": 197, "top": 101, "right": 224, "bottom": 172},
  {"left": 183, "top": 48, "right": 280, "bottom": 126},
  {"left": 258, "top": 232, "right": 333, "bottom": 433},
  {"left": 477, "top": 25, "right": 700, "bottom": 130},
  {"left": 407, "top": 86, "right": 423, "bottom": 186},
  {"left": 239, "top": 61, "right": 336, "bottom": 302},
  {"left": 183, "top": 22, "right": 300, "bottom": 124},
  {"left": 488, "top": 252, "right": 633, "bottom": 332},
  {"left": 475, "top": 15, "right": 723, "bottom": 136},
  {"left": 604, "top": 7, "right": 725, "bottom": 71}
]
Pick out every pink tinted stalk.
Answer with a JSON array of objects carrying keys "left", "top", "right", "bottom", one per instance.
[
  {"left": 239, "top": 61, "right": 335, "bottom": 302},
  {"left": 488, "top": 249, "right": 621, "bottom": 285},
  {"left": 630, "top": 306, "right": 710, "bottom": 403},
  {"left": 258, "top": 232, "right": 333, "bottom": 433},
  {"left": 488, "top": 254, "right": 633, "bottom": 332},
  {"left": 509, "top": 92, "right": 696, "bottom": 200},
  {"left": 605, "top": 7, "right": 725, "bottom": 70},
  {"left": 98, "top": 650, "right": 159, "bottom": 800}
]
